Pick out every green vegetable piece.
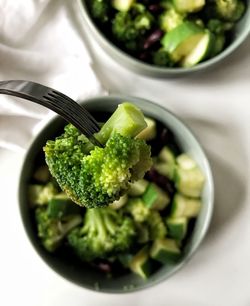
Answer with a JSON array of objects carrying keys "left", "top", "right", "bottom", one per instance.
[
  {"left": 112, "top": 0, "right": 134, "bottom": 12},
  {"left": 173, "top": 0, "right": 205, "bottom": 13},
  {"left": 135, "top": 222, "right": 149, "bottom": 244},
  {"left": 161, "top": 21, "right": 210, "bottom": 66},
  {"left": 136, "top": 117, "right": 157, "bottom": 141},
  {"left": 96, "top": 102, "right": 147, "bottom": 145},
  {"left": 209, "top": 34, "right": 226, "bottom": 57},
  {"left": 181, "top": 29, "right": 213, "bottom": 67},
  {"left": 44, "top": 103, "right": 152, "bottom": 208},
  {"left": 175, "top": 154, "right": 205, "bottom": 198},
  {"left": 156, "top": 146, "right": 176, "bottom": 179},
  {"left": 150, "top": 238, "right": 181, "bottom": 263},
  {"left": 118, "top": 253, "right": 134, "bottom": 268},
  {"left": 36, "top": 207, "right": 82, "bottom": 252},
  {"left": 111, "top": 4, "right": 153, "bottom": 49},
  {"left": 142, "top": 183, "right": 170, "bottom": 210},
  {"left": 128, "top": 179, "right": 149, "bottom": 197},
  {"left": 152, "top": 49, "right": 175, "bottom": 67},
  {"left": 47, "top": 193, "right": 81, "bottom": 219},
  {"left": 147, "top": 211, "right": 167, "bottom": 240},
  {"left": 171, "top": 193, "right": 201, "bottom": 218},
  {"left": 215, "top": 0, "right": 245, "bottom": 22},
  {"left": 129, "top": 246, "right": 152, "bottom": 279},
  {"left": 89, "top": 0, "right": 110, "bottom": 23},
  {"left": 126, "top": 197, "right": 150, "bottom": 222},
  {"left": 160, "top": 6, "right": 185, "bottom": 32},
  {"left": 28, "top": 182, "right": 58, "bottom": 206},
  {"left": 207, "top": 19, "right": 234, "bottom": 34},
  {"left": 67, "top": 207, "right": 136, "bottom": 261},
  {"left": 166, "top": 217, "right": 188, "bottom": 240}
]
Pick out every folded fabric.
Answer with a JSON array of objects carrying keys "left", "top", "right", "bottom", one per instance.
[{"left": 0, "top": 0, "right": 103, "bottom": 152}]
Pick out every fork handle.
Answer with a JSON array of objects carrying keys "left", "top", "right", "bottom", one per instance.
[{"left": 0, "top": 80, "right": 103, "bottom": 147}]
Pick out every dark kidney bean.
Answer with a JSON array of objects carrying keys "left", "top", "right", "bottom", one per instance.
[
  {"left": 148, "top": 3, "right": 163, "bottom": 13},
  {"left": 145, "top": 168, "right": 175, "bottom": 197},
  {"left": 143, "top": 29, "right": 164, "bottom": 50}
]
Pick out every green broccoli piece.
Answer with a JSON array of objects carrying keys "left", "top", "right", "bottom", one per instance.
[
  {"left": 35, "top": 207, "right": 82, "bottom": 252},
  {"left": 159, "top": 6, "right": 185, "bottom": 32},
  {"left": 125, "top": 198, "right": 150, "bottom": 222},
  {"left": 44, "top": 103, "right": 152, "bottom": 208},
  {"left": 88, "top": 0, "right": 110, "bottom": 23},
  {"left": 146, "top": 211, "right": 167, "bottom": 240},
  {"left": 152, "top": 49, "right": 175, "bottom": 67},
  {"left": 112, "top": 4, "right": 154, "bottom": 50},
  {"left": 67, "top": 207, "right": 136, "bottom": 261},
  {"left": 28, "top": 182, "right": 58, "bottom": 206},
  {"left": 214, "top": 0, "right": 245, "bottom": 22},
  {"left": 207, "top": 18, "right": 234, "bottom": 34}
]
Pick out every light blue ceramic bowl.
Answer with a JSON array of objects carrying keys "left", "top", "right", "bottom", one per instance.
[
  {"left": 78, "top": 0, "right": 250, "bottom": 77},
  {"left": 18, "top": 96, "right": 214, "bottom": 293}
]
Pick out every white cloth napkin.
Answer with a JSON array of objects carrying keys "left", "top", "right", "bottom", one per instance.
[{"left": 0, "top": 0, "right": 103, "bottom": 152}]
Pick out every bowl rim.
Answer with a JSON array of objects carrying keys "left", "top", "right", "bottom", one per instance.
[
  {"left": 77, "top": 0, "right": 250, "bottom": 77},
  {"left": 18, "top": 95, "right": 214, "bottom": 293}
]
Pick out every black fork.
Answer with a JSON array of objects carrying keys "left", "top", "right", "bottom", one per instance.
[{"left": 0, "top": 80, "right": 102, "bottom": 146}]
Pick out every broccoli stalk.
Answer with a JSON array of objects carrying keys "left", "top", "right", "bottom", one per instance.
[
  {"left": 95, "top": 102, "right": 147, "bottom": 144},
  {"left": 67, "top": 207, "right": 136, "bottom": 261},
  {"left": 44, "top": 103, "right": 152, "bottom": 208}
]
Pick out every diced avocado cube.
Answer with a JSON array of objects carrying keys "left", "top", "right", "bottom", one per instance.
[
  {"left": 166, "top": 217, "right": 188, "bottom": 240},
  {"left": 175, "top": 154, "right": 205, "bottom": 198},
  {"left": 128, "top": 179, "right": 149, "bottom": 197},
  {"left": 129, "top": 246, "right": 152, "bottom": 279},
  {"left": 142, "top": 183, "right": 170, "bottom": 210},
  {"left": 136, "top": 117, "right": 157, "bottom": 141},
  {"left": 154, "top": 162, "right": 175, "bottom": 180},
  {"left": 150, "top": 238, "right": 181, "bottom": 263},
  {"left": 156, "top": 146, "right": 176, "bottom": 179},
  {"left": 47, "top": 193, "right": 81, "bottom": 219},
  {"left": 135, "top": 222, "right": 149, "bottom": 244},
  {"left": 159, "top": 146, "right": 176, "bottom": 164},
  {"left": 171, "top": 193, "right": 201, "bottom": 218}
]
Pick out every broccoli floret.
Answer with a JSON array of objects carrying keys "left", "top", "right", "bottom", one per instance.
[
  {"left": 146, "top": 211, "right": 167, "bottom": 240},
  {"left": 35, "top": 207, "right": 82, "bottom": 252},
  {"left": 125, "top": 198, "right": 150, "bottom": 222},
  {"left": 152, "top": 49, "right": 175, "bottom": 67},
  {"left": 44, "top": 103, "right": 152, "bottom": 208},
  {"left": 89, "top": 0, "right": 110, "bottom": 23},
  {"left": 160, "top": 7, "right": 185, "bottom": 32},
  {"left": 215, "top": 0, "right": 245, "bottom": 22},
  {"left": 29, "top": 182, "right": 58, "bottom": 206},
  {"left": 67, "top": 207, "right": 136, "bottom": 261},
  {"left": 207, "top": 18, "right": 234, "bottom": 34},
  {"left": 112, "top": 4, "right": 154, "bottom": 50}
]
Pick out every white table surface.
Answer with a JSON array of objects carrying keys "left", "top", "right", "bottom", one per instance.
[{"left": 1, "top": 2, "right": 250, "bottom": 306}]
